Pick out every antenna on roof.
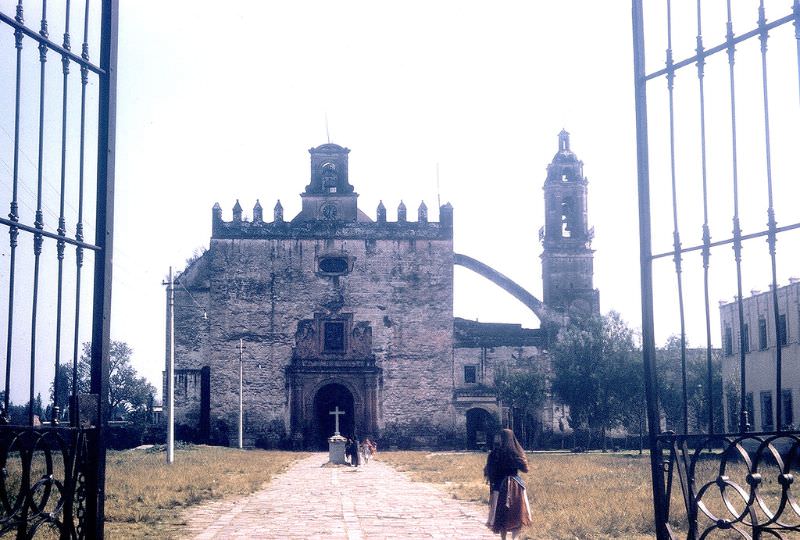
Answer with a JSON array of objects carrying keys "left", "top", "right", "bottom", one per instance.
[
  {"left": 436, "top": 162, "right": 441, "bottom": 209},
  {"left": 325, "top": 113, "right": 330, "bottom": 144}
]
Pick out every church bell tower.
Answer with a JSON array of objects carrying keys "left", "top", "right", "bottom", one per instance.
[
  {"left": 540, "top": 130, "right": 599, "bottom": 316},
  {"left": 294, "top": 143, "right": 359, "bottom": 222}
]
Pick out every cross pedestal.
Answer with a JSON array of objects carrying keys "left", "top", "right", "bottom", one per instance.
[{"left": 328, "top": 406, "right": 347, "bottom": 465}]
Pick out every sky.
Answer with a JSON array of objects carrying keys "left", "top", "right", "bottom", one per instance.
[{"left": 0, "top": 0, "right": 798, "bottom": 401}]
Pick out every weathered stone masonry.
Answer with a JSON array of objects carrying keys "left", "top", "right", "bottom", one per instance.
[
  {"left": 172, "top": 144, "right": 456, "bottom": 447},
  {"left": 171, "top": 134, "right": 595, "bottom": 449}
]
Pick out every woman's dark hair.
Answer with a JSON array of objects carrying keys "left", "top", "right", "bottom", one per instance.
[{"left": 499, "top": 428, "right": 528, "bottom": 467}]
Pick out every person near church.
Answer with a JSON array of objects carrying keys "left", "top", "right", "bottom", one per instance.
[
  {"left": 361, "top": 437, "right": 374, "bottom": 464},
  {"left": 484, "top": 429, "right": 532, "bottom": 539},
  {"left": 346, "top": 436, "right": 360, "bottom": 467}
]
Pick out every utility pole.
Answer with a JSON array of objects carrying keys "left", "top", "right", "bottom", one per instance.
[
  {"left": 162, "top": 267, "right": 175, "bottom": 464},
  {"left": 238, "top": 338, "right": 245, "bottom": 449}
]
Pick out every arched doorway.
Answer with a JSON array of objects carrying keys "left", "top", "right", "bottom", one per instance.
[
  {"left": 313, "top": 384, "right": 355, "bottom": 450},
  {"left": 466, "top": 408, "right": 499, "bottom": 450}
]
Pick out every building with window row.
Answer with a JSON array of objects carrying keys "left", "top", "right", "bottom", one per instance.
[{"left": 720, "top": 279, "right": 800, "bottom": 432}]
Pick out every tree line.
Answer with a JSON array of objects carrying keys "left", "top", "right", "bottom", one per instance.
[
  {"left": 496, "top": 311, "right": 723, "bottom": 450},
  {"left": 4, "top": 341, "right": 156, "bottom": 428}
]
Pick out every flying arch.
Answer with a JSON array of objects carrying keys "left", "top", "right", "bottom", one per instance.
[{"left": 453, "top": 253, "right": 550, "bottom": 323}]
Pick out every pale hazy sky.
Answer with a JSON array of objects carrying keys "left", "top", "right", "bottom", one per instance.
[{"left": 1, "top": 1, "right": 798, "bottom": 400}]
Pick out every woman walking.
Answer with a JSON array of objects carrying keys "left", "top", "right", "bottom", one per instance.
[{"left": 484, "top": 429, "right": 532, "bottom": 539}]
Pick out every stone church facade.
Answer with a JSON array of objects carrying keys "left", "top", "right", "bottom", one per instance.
[{"left": 170, "top": 135, "right": 597, "bottom": 449}]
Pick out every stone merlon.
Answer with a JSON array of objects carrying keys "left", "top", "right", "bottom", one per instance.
[{"left": 211, "top": 200, "right": 454, "bottom": 241}]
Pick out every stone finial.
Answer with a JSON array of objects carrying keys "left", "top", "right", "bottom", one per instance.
[
  {"left": 212, "top": 202, "right": 222, "bottom": 222},
  {"left": 377, "top": 201, "right": 386, "bottom": 223},
  {"left": 274, "top": 200, "right": 284, "bottom": 222},
  {"left": 558, "top": 129, "right": 570, "bottom": 152},
  {"left": 418, "top": 201, "right": 428, "bottom": 223},
  {"left": 397, "top": 201, "right": 407, "bottom": 222},
  {"left": 253, "top": 200, "right": 263, "bottom": 223},
  {"left": 439, "top": 202, "right": 453, "bottom": 228},
  {"left": 232, "top": 200, "right": 243, "bottom": 222}
]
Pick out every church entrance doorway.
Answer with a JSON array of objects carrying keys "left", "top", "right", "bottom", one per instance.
[
  {"left": 466, "top": 408, "right": 498, "bottom": 450},
  {"left": 313, "top": 384, "right": 355, "bottom": 450}
]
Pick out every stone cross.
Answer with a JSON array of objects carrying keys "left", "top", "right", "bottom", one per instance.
[{"left": 329, "top": 406, "right": 345, "bottom": 436}]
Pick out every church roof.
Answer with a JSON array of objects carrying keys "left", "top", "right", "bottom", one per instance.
[{"left": 453, "top": 317, "right": 544, "bottom": 348}]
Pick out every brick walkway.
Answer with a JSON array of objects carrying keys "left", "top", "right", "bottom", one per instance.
[{"left": 181, "top": 453, "right": 497, "bottom": 539}]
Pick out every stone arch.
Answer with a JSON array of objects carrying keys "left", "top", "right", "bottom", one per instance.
[
  {"left": 465, "top": 407, "right": 500, "bottom": 450},
  {"left": 453, "top": 253, "right": 550, "bottom": 323},
  {"left": 312, "top": 383, "right": 355, "bottom": 450},
  {"left": 307, "top": 376, "right": 364, "bottom": 411}
]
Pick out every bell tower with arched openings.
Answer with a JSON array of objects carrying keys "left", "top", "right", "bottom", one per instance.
[{"left": 541, "top": 130, "right": 599, "bottom": 316}]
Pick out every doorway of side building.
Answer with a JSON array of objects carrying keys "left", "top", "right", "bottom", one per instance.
[
  {"left": 466, "top": 408, "right": 499, "bottom": 450},
  {"left": 313, "top": 383, "right": 355, "bottom": 450}
]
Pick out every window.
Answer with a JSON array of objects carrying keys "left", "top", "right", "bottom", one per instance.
[
  {"left": 318, "top": 256, "right": 349, "bottom": 275},
  {"left": 759, "top": 317, "right": 768, "bottom": 350},
  {"left": 761, "top": 391, "right": 774, "bottom": 431},
  {"left": 464, "top": 365, "right": 477, "bottom": 384},
  {"left": 323, "top": 322, "right": 345, "bottom": 352},
  {"left": 782, "top": 389, "right": 794, "bottom": 428},
  {"left": 724, "top": 326, "right": 733, "bottom": 356},
  {"left": 778, "top": 314, "right": 787, "bottom": 346},
  {"left": 746, "top": 393, "right": 755, "bottom": 428},
  {"left": 741, "top": 324, "right": 750, "bottom": 353}
]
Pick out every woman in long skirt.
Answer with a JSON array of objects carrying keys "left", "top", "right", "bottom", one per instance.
[{"left": 484, "top": 429, "right": 532, "bottom": 539}]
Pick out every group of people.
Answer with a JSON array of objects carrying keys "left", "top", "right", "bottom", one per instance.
[{"left": 344, "top": 436, "right": 377, "bottom": 467}]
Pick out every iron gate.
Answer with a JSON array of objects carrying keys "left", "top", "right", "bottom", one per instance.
[
  {"left": 0, "top": 0, "right": 117, "bottom": 537},
  {"left": 634, "top": 0, "right": 800, "bottom": 538}
]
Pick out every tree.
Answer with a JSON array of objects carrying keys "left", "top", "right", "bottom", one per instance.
[
  {"left": 50, "top": 359, "right": 91, "bottom": 419},
  {"left": 550, "top": 311, "right": 642, "bottom": 450},
  {"left": 495, "top": 365, "right": 547, "bottom": 447},
  {"left": 49, "top": 341, "right": 156, "bottom": 421},
  {"left": 657, "top": 335, "right": 724, "bottom": 434}
]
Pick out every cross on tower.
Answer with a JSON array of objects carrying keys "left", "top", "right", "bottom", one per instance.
[{"left": 329, "top": 406, "right": 345, "bottom": 436}]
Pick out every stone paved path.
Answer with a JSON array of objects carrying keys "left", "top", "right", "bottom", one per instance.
[{"left": 182, "top": 453, "right": 496, "bottom": 539}]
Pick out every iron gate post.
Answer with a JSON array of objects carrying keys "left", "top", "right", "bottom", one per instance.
[
  {"left": 85, "top": 1, "right": 119, "bottom": 537},
  {"left": 632, "top": 1, "right": 670, "bottom": 538}
]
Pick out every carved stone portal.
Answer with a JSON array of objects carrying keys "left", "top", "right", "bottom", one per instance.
[{"left": 286, "top": 313, "right": 381, "bottom": 450}]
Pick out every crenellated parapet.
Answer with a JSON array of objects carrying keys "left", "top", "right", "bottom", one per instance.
[
  {"left": 211, "top": 199, "right": 454, "bottom": 241},
  {"left": 209, "top": 143, "right": 453, "bottom": 241}
]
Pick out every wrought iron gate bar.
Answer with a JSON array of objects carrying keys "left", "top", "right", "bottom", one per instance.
[
  {"left": 73, "top": 0, "right": 92, "bottom": 423},
  {"left": 755, "top": 0, "right": 785, "bottom": 435},
  {"left": 650, "top": 222, "right": 800, "bottom": 260},
  {"left": 0, "top": 217, "right": 102, "bottom": 251},
  {"left": 3, "top": 0, "right": 25, "bottom": 424},
  {"left": 644, "top": 13, "right": 795, "bottom": 82},
  {"left": 0, "top": 11, "right": 105, "bottom": 74},
  {"left": 796, "top": 0, "right": 800, "bottom": 101},
  {"left": 54, "top": 0, "right": 75, "bottom": 425},
  {"left": 723, "top": 0, "right": 751, "bottom": 436},
  {"left": 695, "top": 0, "right": 715, "bottom": 435},
  {"left": 664, "top": 0, "right": 691, "bottom": 436},
  {"left": 29, "top": 0, "right": 51, "bottom": 427}
]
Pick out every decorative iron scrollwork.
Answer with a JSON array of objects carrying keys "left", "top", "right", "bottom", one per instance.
[
  {"left": 0, "top": 427, "right": 93, "bottom": 538},
  {"left": 661, "top": 432, "right": 800, "bottom": 538}
]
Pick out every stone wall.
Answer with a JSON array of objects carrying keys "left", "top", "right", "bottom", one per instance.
[{"left": 174, "top": 225, "right": 455, "bottom": 444}]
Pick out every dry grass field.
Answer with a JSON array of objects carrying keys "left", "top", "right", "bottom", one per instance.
[
  {"left": 379, "top": 451, "right": 660, "bottom": 540},
  {"left": 104, "top": 445, "right": 305, "bottom": 538}
]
